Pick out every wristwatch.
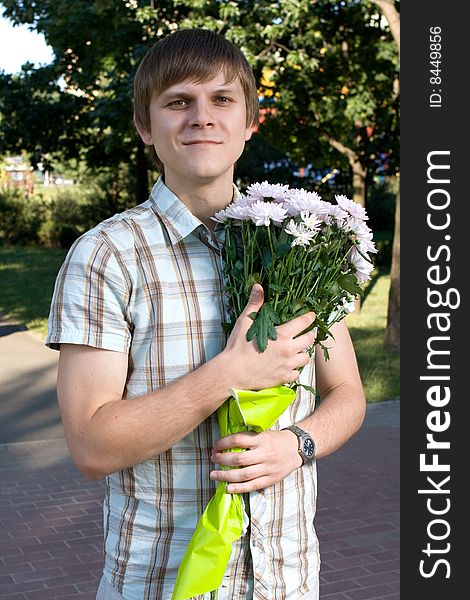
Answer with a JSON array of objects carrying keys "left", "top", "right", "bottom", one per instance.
[{"left": 282, "top": 425, "right": 316, "bottom": 465}]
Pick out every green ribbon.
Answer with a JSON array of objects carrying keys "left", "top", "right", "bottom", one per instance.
[{"left": 172, "top": 385, "right": 296, "bottom": 599}]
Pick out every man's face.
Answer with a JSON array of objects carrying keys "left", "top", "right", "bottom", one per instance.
[{"left": 139, "top": 71, "right": 254, "bottom": 187}]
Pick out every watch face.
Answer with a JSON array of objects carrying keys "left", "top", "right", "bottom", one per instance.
[{"left": 303, "top": 438, "right": 315, "bottom": 458}]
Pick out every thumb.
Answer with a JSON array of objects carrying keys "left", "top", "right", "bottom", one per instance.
[{"left": 243, "top": 283, "right": 264, "bottom": 315}]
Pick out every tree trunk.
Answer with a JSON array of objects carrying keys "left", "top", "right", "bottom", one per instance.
[
  {"left": 327, "top": 137, "right": 367, "bottom": 207},
  {"left": 384, "top": 177, "right": 400, "bottom": 351},
  {"left": 352, "top": 158, "right": 367, "bottom": 208},
  {"left": 328, "top": 137, "right": 368, "bottom": 311},
  {"left": 370, "top": 0, "right": 400, "bottom": 56}
]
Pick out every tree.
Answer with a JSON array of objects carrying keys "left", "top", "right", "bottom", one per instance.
[
  {"left": 1, "top": 1, "right": 399, "bottom": 218},
  {"left": 1, "top": 0, "right": 153, "bottom": 202},
  {"left": 369, "top": 0, "right": 400, "bottom": 352},
  {"left": 247, "top": 0, "right": 399, "bottom": 209}
]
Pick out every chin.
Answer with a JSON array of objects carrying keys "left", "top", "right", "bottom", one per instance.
[{"left": 185, "top": 164, "right": 233, "bottom": 182}]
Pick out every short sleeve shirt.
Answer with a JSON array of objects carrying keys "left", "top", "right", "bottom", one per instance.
[{"left": 46, "top": 177, "right": 320, "bottom": 599}]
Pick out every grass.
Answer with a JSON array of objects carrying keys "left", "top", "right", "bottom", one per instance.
[
  {"left": 346, "top": 271, "right": 400, "bottom": 403},
  {"left": 0, "top": 246, "right": 399, "bottom": 403},
  {"left": 0, "top": 246, "right": 67, "bottom": 337}
]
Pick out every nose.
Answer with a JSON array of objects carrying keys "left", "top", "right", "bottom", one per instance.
[{"left": 189, "top": 98, "right": 215, "bottom": 128}]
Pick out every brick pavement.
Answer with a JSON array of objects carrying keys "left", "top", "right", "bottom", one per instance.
[
  {"left": 316, "top": 401, "right": 399, "bottom": 599},
  {"left": 0, "top": 401, "right": 399, "bottom": 599}
]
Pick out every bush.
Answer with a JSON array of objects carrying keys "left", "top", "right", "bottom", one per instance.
[
  {"left": 367, "top": 179, "right": 397, "bottom": 233},
  {"left": 37, "top": 189, "right": 89, "bottom": 247},
  {"left": 373, "top": 230, "right": 393, "bottom": 268},
  {"left": 366, "top": 179, "right": 398, "bottom": 270},
  {"left": 0, "top": 188, "right": 47, "bottom": 245},
  {"left": 1, "top": 170, "right": 138, "bottom": 248}
]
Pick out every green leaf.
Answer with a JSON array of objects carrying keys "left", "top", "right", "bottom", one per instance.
[
  {"left": 338, "top": 274, "right": 362, "bottom": 296},
  {"left": 246, "top": 302, "right": 280, "bottom": 352},
  {"left": 276, "top": 242, "right": 291, "bottom": 257},
  {"left": 297, "top": 383, "right": 317, "bottom": 395},
  {"left": 262, "top": 248, "right": 272, "bottom": 269},
  {"left": 292, "top": 297, "right": 308, "bottom": 313}
]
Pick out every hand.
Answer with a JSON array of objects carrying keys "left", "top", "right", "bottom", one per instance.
[
  {"left": 222, "top": 284, "right": 316, "bottom": 390},
  {"left": 209, "top": 430, "right": 303, "bottom": 494}
]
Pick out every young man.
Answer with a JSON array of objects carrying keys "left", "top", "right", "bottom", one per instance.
[{"left": 46, "top": 29, "right": 365, "bottom": 600}]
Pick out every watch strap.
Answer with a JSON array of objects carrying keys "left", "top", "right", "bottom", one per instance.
[{"left": 282, "top": 425, "right": 316, "bottom": 465}]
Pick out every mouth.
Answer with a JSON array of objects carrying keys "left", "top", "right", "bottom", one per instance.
[{"left": 182, "top": 140, "right": 222, "bottom": 146}]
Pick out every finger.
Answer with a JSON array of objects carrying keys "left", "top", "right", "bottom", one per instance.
[
  {"left": 239, "top": 283, "right": 264, "bottom": 320},
  {"left": 277, "top": 311, "right": 316, "bottom": 338},
  {"left": 211, "top": 446, "right": 263, "bottom": 468},
  {"left": 290, "top": 329, "right": 316, "bottom": 354},
  {"left": 225, "top": 475, "right": 274, "bottom": 494},
  {"left": 212, "top": 432, "right": 258, "bottom": 453},
  {"left": 210, "top": 464, "right": 263, "bottom": 484},
  {"left": 290, "top": 351, "right": 311, "bottom": 372}
]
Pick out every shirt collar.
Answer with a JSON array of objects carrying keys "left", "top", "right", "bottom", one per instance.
[{"left": 149, "top": 176, "right": 240, "bottom": 245}]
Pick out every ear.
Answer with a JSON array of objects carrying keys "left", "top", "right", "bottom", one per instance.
[
  {"left": 245, "top": 124, "right": 255, "bottom": 142},
  {"left": 134, "top": 116, "right": 153, "bottom": 145}
]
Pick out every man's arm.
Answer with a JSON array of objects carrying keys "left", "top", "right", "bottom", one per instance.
[
  {"left": 209, "top": 319, "right": 366, "bottom": 493},
  {"left": 297, "top": 318, "right": 366, "bottom": 458},
  {"left": 57, "top": 284, "right": 316, "bottom": 480}
]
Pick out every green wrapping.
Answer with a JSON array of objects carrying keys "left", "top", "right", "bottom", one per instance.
[{"left": 172, "top": 385, "right": 296, "bottom": 599}]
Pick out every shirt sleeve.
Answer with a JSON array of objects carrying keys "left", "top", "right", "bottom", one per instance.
[{"left": 45, "top": 232, "right": 132, "bottom": 353}]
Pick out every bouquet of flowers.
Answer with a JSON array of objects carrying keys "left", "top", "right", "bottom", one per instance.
[
  {"left": 172, "top": 182, "right": 375, "bottom": 599},
  {"left": 216, "top": 181, "right": 375, "bottom": 361}
]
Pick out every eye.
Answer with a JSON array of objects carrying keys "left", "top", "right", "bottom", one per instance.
[
  {"left": 168, "top": 99, "right": 188, "bottom": 107},
  {"left": 216, "top": 96, "right": 231, "bottom": 103}
]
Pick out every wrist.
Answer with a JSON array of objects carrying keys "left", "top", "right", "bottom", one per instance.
[
  {"left": 280, "top": 429, "right": 303, "bottom": 469},
  {"left": 281, "top": 424, "right": 316, "bottom": 466},
  {"left": 207, "top": 351, "right": 238, "bottom": 401}
]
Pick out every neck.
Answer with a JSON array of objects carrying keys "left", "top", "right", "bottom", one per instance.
[{"left": 163, "top": 172, "right": 235, "bottom": 230}]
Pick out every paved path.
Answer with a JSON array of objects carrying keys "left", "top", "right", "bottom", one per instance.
[
  {"left": 0, "top": 320, "right": 61, "bottom": 443},
  {"left": 0, "top": 321, "right": 399, "bottom": 599}
]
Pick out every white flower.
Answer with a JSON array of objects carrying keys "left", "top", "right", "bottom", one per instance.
[
  {"left": 359, "top": 238, "right": 377, "bottom": 255},
  {"left": 211, "top": 208, "right": 228, "bottom": 223},
  {"left": 345, "top": 217, "right": 377, "bottom": 254},
  {"left": 246, "top": 181, "right": 291, "bottom": 201},
  {"left": 234, "top": 192, "right": 259, "bottom": 207},
  {"left": 335, "top": 194, "right": 368, "bottom": 220},
  {"left": 349, "top": 247, "right": 374, "bottom": 283},
  {"left": 248, "top": 200, "right": 288, "bottom": 226},
  {"left": 211, "top": 194, "right": 255, "bottom": 223},
  {"left": 300, "top": 211, "right": 322, "bottom": 232},
  {"left": 285, "top": 188, "right": 328, "bottom": 217},
  {"left": 285, "top": 220, "right": 317, "bottom": 247},
  {"left": 225, "top": 203, "right": 251, "bottom": 221},
  {"left": 326, "top": 204, "right": 348, "bottom": 224}
]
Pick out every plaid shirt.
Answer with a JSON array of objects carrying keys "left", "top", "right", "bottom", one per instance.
[{"left": 46, "top": 177, "right": 320, "bottom": 599}]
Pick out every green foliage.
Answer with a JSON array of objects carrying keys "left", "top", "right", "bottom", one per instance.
[
  {"left": 367, "top": 179, "right": 397, "bottom": 232},
  {"left": 246, "top": 303, "right": 280, "bottom": 352},
  {"left": 366, "top": 178, "right": 398, "bottom": 268},
  {"left": 0, "top": 167, "right": 137, "bottom": 247},
  {"left": 0, "top": 188, "right": 47, "bottom": 244},
  {"left": 0, "top": 0, "right": 398, "bottom": 197}
]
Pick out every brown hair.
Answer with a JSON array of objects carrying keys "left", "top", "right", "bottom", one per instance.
[{"left": 133, "top": 28, "right": 259, "bottom": 171}]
